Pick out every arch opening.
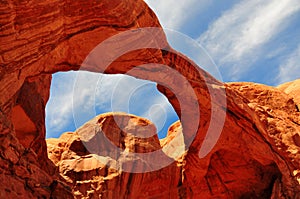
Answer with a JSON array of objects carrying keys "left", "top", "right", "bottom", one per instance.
[{"left": 45, "top": 71, "right": 180, "bottom": 140}]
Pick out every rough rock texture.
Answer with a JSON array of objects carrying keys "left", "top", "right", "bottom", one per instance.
[
  {"left": 47, "top": 113, "right": 184, "bottom": 198},
  {"left": 47, "top": 84, "right": 300, "bottom": 198},
  {"left": 0, "top": 0, "right": 300, "bottom": 198},
  {"left": 226, "top": 82, "right": 300, "bottom": 197},
  {"left": 0, "top": 0, "right": 166, "bottom": 197},
  {"left": 278, "top": 79, "right": 300, "bottom": 107}
]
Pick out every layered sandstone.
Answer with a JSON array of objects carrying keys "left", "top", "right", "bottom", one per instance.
[{"left": 0, "top": 0, "right": 299, "bottom": 198}]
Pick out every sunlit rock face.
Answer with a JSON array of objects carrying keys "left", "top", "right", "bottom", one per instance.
[
  {"left": 278, "top": 79, "right": 300, "bottom": 108},
  {"left": 0, "top": 0, "right": 300, "bottom": 198},
  {"left": 47, "top": 113, "right": 183, "bottom": 198}
]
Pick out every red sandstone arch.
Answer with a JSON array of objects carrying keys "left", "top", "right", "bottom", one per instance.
[
  {"left": 0, "top": 0, "right": 299, "bottom": 198},
  {"left": 1, "top": 0, "right": 220, "bottom": 157}
]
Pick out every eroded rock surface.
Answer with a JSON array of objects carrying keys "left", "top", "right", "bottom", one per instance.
[
  {"left": 0, "top": 0, "right": 299, "bottom": 198},
  {"left": 47, "top": 113, "right": 184, "bottom": 198},
  {"left": 47, "top": 92, "right": 300, "bottom": 198},
  {"left": 278, "top": 79, "right": 300, "bottom": 108}
]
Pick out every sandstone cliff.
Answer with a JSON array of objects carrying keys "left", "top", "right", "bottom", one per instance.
[{"left": 0, "top": 0, "right": 299, "bottom": 198}]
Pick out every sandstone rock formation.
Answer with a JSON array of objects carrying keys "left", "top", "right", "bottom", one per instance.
[
  {"left": 47, "top": 113, "right": 184, "bottom": 198},
  {"left": 278, "top": 79, "right": 300, "bottom": 108},
  {"left": 0, "top": 0, "right": 300, "bottom": 198},
  {"left": 47, "top": 83, "right": 300, "bottom": 198}
]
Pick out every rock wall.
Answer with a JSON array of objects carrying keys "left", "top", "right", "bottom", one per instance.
[{"left": 0, "top": 0, "right": 299, "bottom": 198}]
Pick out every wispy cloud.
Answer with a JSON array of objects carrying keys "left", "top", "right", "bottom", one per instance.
[
  {"left": 46, "top": 71, "right": 105, "bottom": 137},
  {"left": 95, "top": 74, "right": 178, "bottom": 137},
  {"left": 46, "top": 72, "right": 77, "bottom": 137},
  {"left": 276, "top": 44, "right": 300, "bottom": 85},
  {"left": 198, "top": 0, "right": 300, "bottom": 79},
  {"left": 144, "top": 0, "right": 209, "bottom": 30},
  {"left": 46, "top": 72, "right": 178, "bottom": 138}
]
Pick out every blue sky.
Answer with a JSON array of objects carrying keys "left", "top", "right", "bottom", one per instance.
[{"left": 46, "top": 0, "right": 300, "bottom": 139}]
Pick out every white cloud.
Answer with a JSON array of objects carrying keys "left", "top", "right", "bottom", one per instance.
[
  {"left": 46, "top": 71, "right": 178, "bottom": 138},
  {"left": 46, "top": 71, "right": 104, "bottom": 136},
  {"left": 102, "top": 75, "right": 151, "bottom": 112},
  {"left": 144, "top": 0, "right": 209, "bottom": 30},
  {"left": 46, "top": 72, "right": 77, "bottom": 137},
  {"left": 141, "top": 96, "right": 171, "bottom": 133},
  {"left": 104, "top": 75, "right": 177, "bottom": 133},
  {"left": 277, "top": 44, "right": 300, "bottom": 84},
  {"left": 198, "top": 0, "right": 300, "bottom": 78}
]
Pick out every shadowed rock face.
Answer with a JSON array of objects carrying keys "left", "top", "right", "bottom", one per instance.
[{"left": 0, "top": 0, "right": 299, "bottom": 198}]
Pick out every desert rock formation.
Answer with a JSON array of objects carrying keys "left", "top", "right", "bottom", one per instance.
[
  {"left": 47, "top": 81, "right": 300, "bottom": 198},
  {"left": 278, "top": 79, "right": 300, "bottom": 109},
  {"left": 0, "top": 0, "right": 299, "bottom": 198},
  {"left": 47, "top": 113, "right": 184, "bottom": 198}
]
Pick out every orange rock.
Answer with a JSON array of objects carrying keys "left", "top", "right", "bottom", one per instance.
[
  {"left": 47, "top": 113, "right": 182, "bottom": 198},
  {"left": 278, "top": 79, "right": 300, "bottom": 108},
  {"left": 0, "top": 0, "right": 299, "bottom": 198}
]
